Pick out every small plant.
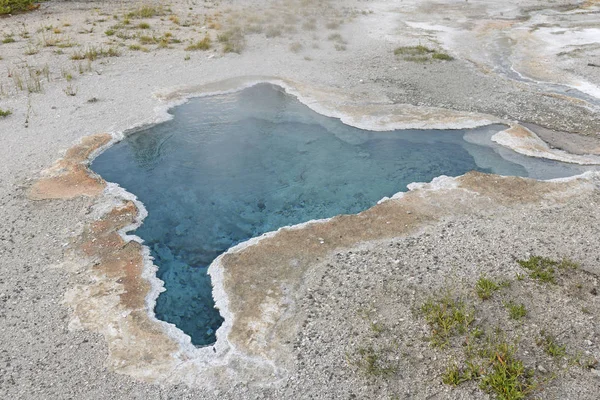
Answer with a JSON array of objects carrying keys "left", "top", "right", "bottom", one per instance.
[
  {"left": 2, "top": 36, "right": 16, "bottom": 44},
  {"left": 442, "top": 363, "right": 469, "bottom": 385},
  {"left": 479, "top": 338, "right": 537, "bottom": 399},
  {"left": 218, "top": 28, "right": 245, "bottom": 54},
  {"left": 394, "top": 45, "right": 433, "bottom": 56},
  {"left": 348, "top": 346, "right": 398, "bottom": 377},
  {"left": 63, "top": 84, "right": 77, "bottom": 96},
  {"left": 138, "top": 35, "right": 156, "bottom": 45},
  {"left": 128, "top": 44, "right": 147, "bottom": 52},
  {"left": 537, "top": 331, "right": 566, "bottom": 358},
  {"left": 476, "top": 276, "right": 500, "bottom": 300},
  {"left": 558, "top": 258, "right": 579, "bottom": 270},
  {"left": 137, "top": 22, "right": 150, "bottom": 29},
  {"left": 126, "top": 5, "right": 163, "bottom": 19},
  {"left": 443, "top": 361, "right": 481, "bottom": 386},
  {"left": 328, "top": 33, "right": 345, "bottom": 43},
  {"left": 71, "top": 46, "right": 120, "bottom": 61},
  {"left": 24, "top": 43, "right": 38, "bottom": 55},
  {"left": 185, "top": 35, "right": 211, "bottom": 51},
  {"left": 505, "top": 301, "right": 527, "bottom": 320},
  {"left": 432, "top": 52, "right": 453, "bottom": 61},
  {"left": 0, "top": 108, "right": 12, "bottom": 118},
  {"left": 421, "top": 293, "right": 475, "bottom": 347},
  {"left": 517, "top": 256, "right": 558, "bottom": 284},
  {"left": 0, "top": 0, "right": 37, "bottom": 15},
  {"left": 105, "top": 29, "right": 116, "bottom": 36}
]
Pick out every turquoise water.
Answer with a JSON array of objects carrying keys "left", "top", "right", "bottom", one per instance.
[{"left": 91, "top": 83, "right": 587, "bottom": 346}]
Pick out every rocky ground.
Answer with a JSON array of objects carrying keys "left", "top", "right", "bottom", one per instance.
[{"left": 0, "top": 0, "right": 599, "bottom": 399}]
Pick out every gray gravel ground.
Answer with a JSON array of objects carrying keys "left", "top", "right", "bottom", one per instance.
[
  {"left": 3, "top": 180, "right": 599, "bottom": 399},
  {"left": 1, "top": 0, "right": 600, "bottom": 398}
]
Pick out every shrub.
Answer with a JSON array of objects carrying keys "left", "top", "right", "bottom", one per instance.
[
  {"left": 0, "top": 0, "right": 36, "bottom": 15},
  {"left": 185, "top": 35, "right": 211, "bottom": 51}
]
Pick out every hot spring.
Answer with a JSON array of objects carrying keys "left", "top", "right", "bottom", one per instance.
[{"left": 91, "top": 83, "right": 592, "bottom": 346}]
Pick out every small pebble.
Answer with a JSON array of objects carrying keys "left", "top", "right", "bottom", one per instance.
[{"left": 537, "top": 365, "right": 547, "bottom": 373}]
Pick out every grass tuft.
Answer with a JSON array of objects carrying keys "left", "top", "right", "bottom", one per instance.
[
  {"left": 432, "top": 52, "right": 453, "bottom": 61},
  {"left": 126, "top": 5, "right": 164, "bottom": 19},
  {"left": 505, "top": 301, "right": 527, "bottom": 321},
  {"left": 348, "top": 346, "right": 398, "bottom": 377},
  {"left": 0, "top": 0, "right": 37, "bottom": 15},
  {"left": 517, "top": 256, "right": 558, "bottom": 284},
  {"left": 185, "top": 35, "right": 211, "bottom": 51},
  {"left": 479, "top": 338, "right": 537, "bottom": 400},
  {"left": 421, "top": 293, "right": 475, "bottom": 348},
  {"left": 394, "top": 45, "right": 433, "bottom": 56},
  {"left": 476, "top": 276, "right": 500, "bottom": 300},
  {"left": 0, "top": 108, "right": 12, "bottom": 118},
  {"left": 537, "top": 331, "right": 566, "bottom": 358}
]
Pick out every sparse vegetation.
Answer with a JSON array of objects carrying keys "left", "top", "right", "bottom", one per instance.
[
  {"left": 479, "top": 336, "right": 538, "bottom": 399},
  {"left": 394, "top": 45, "right": 433, "bottom": 56},
  {"left": 432, "top": 52, "right": 453, "bottom": 61},
  {"left": 476, "top": 276, "right": 500, "bottom": 300},
  {"left": 0, "top": 0, "right": 36, "bottom": 15},
  {"left": 126, "top": 5, "right": 164, "bottom": 19},
  {"left": 516, "top": 256, "right": 576, "bottom": 284},
  {"left": 394, "top": 45, "right": 454, "bottom": 63},
  {"left": 71, "top": 46, "right": 120, "bottom": 61},
  {"left": 0, "top": 108, "right": 12, "bottom": 118},
  {"left": 186, "top": 35, "right": 211, "bottom": 51},
  {"left": 505, "top": 301, "right": 527, "bottom": 320},
  {"left": 537, "top": 331, "right": 566, "bottom": 358},
  {"left": 218, "top": 27, "right": 245, "bottom": 53},
  {"left": 420, "top": 293, "right": 475, "bottom": 347},
  {"left": 63, "top": 84, "right": 77, "bottom": 96},
  {"left": 348, "top": 346, "right": 398, "bottom": 377}
]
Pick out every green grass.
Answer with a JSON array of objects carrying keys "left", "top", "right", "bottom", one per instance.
[
  {"left": 71, "top": 46, "right": 120, "bottom": 61},
  {"left": 517, "top": 256, "right": 577, "bottom": 284},
  {"left": 442, "top": 361, "right": 481, "bottom": 386},
  {"left": 126, "top": 5, "right": 164, "bottom": 19},
  {"left": 394, "top": 45, "right": 433, "bottom": 56},
  {"left": 0, "top": 0, "right": 36, "bottom": 15},
  {"left": 185, "top": 35, "right": 211, "bottom": 51},
  {"left": 537, "top": 331, "right": 566, "bottom": 358},
  {"left": 218, "top": 28, "right": 245, "bottom": 54},
  {"left": 432, "top": 52, "right": 453, "bottom": 61},
  {"left": 349, "top": 346, "right": 398, "bottom": 377},
  {"left": 0, "top": 108, "right": 12, "bottom": 118},
  {"left": 505, "top": 301, "right": 527, "bottom": 321},
  {"left": 421, "top": 293, "right": 475, "bottom": 347},
  {"left": 2, "top": 36, "right": 16, "bottom": 44},
  {"left": 394, "top": 46, "right": 454, "bottom": 62},
  {"left": 137, "top": 22, "right": 151, "bottom": 29},
  {"left": 476, "top": 276, "right": 501, "bottom": 300},
  {"left": 479, "top": 339, "right": 537, "bottom": 400},
  {"left": 440, "top": 330, "right": 539, "bottom": 399}
]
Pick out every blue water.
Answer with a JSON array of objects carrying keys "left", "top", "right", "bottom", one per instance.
[{"left": 91, "top": 83, "right": 586, "bottom": 346}]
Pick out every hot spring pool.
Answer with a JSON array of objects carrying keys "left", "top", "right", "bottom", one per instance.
[{"left": 91, "top": 83, "right": 592, "bottom": 346}]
